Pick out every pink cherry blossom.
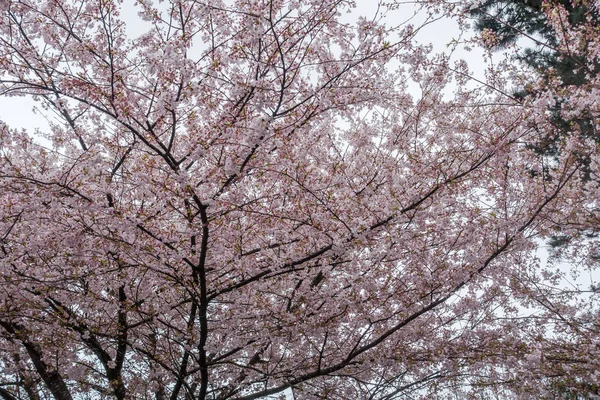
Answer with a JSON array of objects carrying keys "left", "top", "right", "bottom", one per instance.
[{"left": 0, "top": 0, "right": 598, "bottom": 399}]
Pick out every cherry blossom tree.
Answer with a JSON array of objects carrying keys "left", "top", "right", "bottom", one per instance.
[{"left": 0, "top": 0, "right": 598, "bottom": 399}]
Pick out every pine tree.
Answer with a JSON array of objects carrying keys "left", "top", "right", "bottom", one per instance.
[
  {"left": 470, "top": 0, "right": 593, "bottom": 87},
  {"left": 470, "top": 0, "right": 597, "bottom": 126},
  {"left": 472, "top": 1, "right": 600, "bottom": 288}
]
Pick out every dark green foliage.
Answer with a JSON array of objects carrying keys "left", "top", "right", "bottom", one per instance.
[
  {"left": 548, "top": 235, "right": 572, "bottom": 248},
  {"left": 550, "top": 379, "right": 600, "bottom": 399},
  {"left": 470, "top": 0, "right": 597, "bottom": 88},
  {"left": 470, "top": 0, "right": 598, "bottom": 159},
  {"left": 469, "top": 0, "right": 594, "bottom": 47},
  {"left": 471, "top": 1, "right": 600, "bottom": 264},
  {"left": 470, "top": 0, "right": 556, "bottom": 48}
]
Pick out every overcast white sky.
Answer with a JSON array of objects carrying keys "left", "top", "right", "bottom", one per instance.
[
  {"left": 0, "top": 3, "right": 593, "bottom": 399},
  {"left": 0, "top": 0, "right": 489, "bottom": 135}
]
